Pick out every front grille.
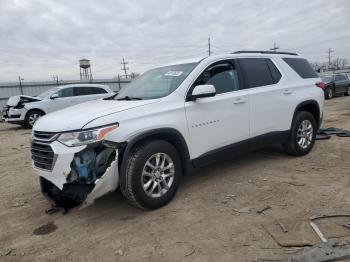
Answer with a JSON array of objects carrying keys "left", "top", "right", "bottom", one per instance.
[
  {"left": 33, "top": 131, "right": 59, "bottom": 142},
  {"left": 31, "top": 142, "right": 55, "bottom": 170}
]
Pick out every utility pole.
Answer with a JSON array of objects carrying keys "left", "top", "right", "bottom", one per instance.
[
  {"left": 270, "top": 42, "right": 279, "bottom": 52},
  {"left": 18, "top": 75, "right": 23, "bottom": 95},
  {"left": 117, "top": 74, "right": 121, "bottom": 90},
  {"left": 208, "top": 37, "right": 211, "bottom": 56},
  {"left": 327, "top": 48, "right": 334, "bottom": 69},
  {"left": 121, "top": 58, "right": 129, "bottom": 78}
]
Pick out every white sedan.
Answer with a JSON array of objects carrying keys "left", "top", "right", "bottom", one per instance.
[{"left": 2, "top": 84, "right": 114, "bottom": 128}]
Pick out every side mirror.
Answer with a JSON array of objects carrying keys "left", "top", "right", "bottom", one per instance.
[
  {"left": 50, "top": 93, "right": 59, "bottom": 99},
  {"left": 187, "top": 84, "right": 216, "bottom": 101}
]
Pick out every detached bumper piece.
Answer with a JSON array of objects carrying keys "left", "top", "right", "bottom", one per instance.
[
  {"left": 2, "top": 106, "right": 9, "bottom": 118},
  {"left": 32, "top": 137, "right": 120, "bottom": 210}
]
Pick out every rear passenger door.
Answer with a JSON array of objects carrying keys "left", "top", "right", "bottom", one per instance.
[
  {"left": 238, "top": 58, "right": 292, "bottom": 137},
  {"left": 334, "top": 74, "right": 348, "bottom": 94}
]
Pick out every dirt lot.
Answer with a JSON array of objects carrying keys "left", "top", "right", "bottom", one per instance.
[{"left": 0, "top": 97, "right": 349, "bottom": 262}]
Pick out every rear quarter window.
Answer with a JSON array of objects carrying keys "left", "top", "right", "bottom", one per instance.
[{"left": 283, "top": 58, "right": 318, "bottom": 79}]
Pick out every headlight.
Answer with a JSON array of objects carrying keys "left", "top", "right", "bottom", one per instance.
[{"left": 57, "top": 124, "right": 118, "bottom": 147}]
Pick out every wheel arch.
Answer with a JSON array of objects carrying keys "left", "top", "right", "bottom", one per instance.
[
  {"left": 292, "top": 100, "right": 321, "bottom": 129},
  {"left": 25, "top": 108, "right": 46, "bottom": 117},
  {"left": 119, "top": 128, "right": 192, "bottom": 178}
]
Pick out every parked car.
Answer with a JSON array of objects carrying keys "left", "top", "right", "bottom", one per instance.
[
  {"left": 32, "top": 51, "right": 324, "bottom": 210},
  {"left": 2, "top": 84, "right": 114, "bottom": 128},
  {"left": 321, "top": 73, "right": 350, "bottom": 99}
]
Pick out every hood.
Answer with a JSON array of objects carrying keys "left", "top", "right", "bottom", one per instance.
[
  {"left": 34, "top": 99, "right": 159, "bottom": 132},
  {"left": 7, "top": 95, "right": 42, "bottom": 107}
]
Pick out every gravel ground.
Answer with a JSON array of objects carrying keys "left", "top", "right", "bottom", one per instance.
[{"left": 0, "top": 96, "right": 349, "bottom": 262}]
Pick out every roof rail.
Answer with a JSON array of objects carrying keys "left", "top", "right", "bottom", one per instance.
[{"left": 232, "top": 50, "right": 298, "bottom": 56}]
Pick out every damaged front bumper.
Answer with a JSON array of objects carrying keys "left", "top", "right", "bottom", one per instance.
[
  {"left": 2, "top": 106, "right": 26, "bottom": 123},
  {"left": 32, "top": 139, "right": 120, "bottom": 209}
]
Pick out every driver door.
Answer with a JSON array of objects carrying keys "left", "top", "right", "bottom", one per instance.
[
  {"left": 46, "top": 87, "right": 75, "bottom": 113},
  {"left": 185, "top": 60, "right": 250, "bottom": 159}
]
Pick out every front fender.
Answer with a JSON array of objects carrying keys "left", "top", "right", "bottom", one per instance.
[{"left": 119, "top": 128, "right": 192, "bottom": 178}]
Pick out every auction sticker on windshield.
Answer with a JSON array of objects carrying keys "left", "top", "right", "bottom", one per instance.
[{"left": 165, "top": 71, "right": 183, "bottom": 77}]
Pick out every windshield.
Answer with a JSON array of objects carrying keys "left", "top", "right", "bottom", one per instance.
[
  {"left": 116, "top": 63, "right": 198, "bottom": 100},
  {"left": 37, "top": 87, "right": 60, "bottom": 98},
  {"left": 321, "top": 76, "right": 332, "bottom": 83}
]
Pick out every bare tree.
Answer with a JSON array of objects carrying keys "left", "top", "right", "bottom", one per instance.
[
  {"left": 340, "top": 58, "right": 348, "bottom": 69},
  {"left": 129, "top": 72, "right": 140, "bottom": 79},
  {"left": 332, "top": 58, "right": 348, "bottom": 70},
  {"left": 310, "top": 61, "right": 321, "bottom": 72}
]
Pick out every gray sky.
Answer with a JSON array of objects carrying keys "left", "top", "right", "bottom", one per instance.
[{"left": 0, "top": 0, "right": 349, "bottom": 81}]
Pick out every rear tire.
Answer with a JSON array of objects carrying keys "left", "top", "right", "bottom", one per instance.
[
  {"left": 325, "top": 87, "right": 333, "bottom": 100},
  {"left": 25, "top": 110, "right": 44, "bottom": 128},
  {"left": 120, "top": 140, "right": 182, "bottom": 209},
  {"left": 344, "top": 86, "right": 350, "bottom": 96},
  {"left": 283, "top": 111, "right": 317, "bottom": 156}
]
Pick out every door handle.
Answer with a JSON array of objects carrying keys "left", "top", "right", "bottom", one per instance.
[
  {"left": 233, "top": 98, "right": 246, "bottom": 104},
  {"left": 283, "top": 89, "right": 292, "bottom": 95}
]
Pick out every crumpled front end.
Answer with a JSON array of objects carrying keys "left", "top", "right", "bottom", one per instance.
[
  {"left": 31, "top": 132, "right": 120, "bottom": 209},
  {"left": 2, "top": 105, "right": 26, "bottom": 123},
  {"left": 2, "top": 95, "right": 41, "bottom": 123}
]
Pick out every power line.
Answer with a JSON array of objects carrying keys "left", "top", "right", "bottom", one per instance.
[
  {"left": 120, "top": 58, "right": 129, "bottom": 78},
  {"left": 291, "top": 34, "right": 350, "bottom": 50}
]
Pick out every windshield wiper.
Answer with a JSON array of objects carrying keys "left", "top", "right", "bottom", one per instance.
[
  {"left": 104, "top": 92, "right": 118, "bottom": 100},
  {"left": 116, "top": 96, "right": 143, "bottom": 101}
]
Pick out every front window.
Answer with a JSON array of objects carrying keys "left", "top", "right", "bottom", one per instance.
[
  {"left": 56, "top": 88, "right": 74, "bottom": 98},
  {"left": 193, "top": 62, "right": 240, "bottom": 94},
  {"left": 37, "top": 87, "right": 60, "bottom": 98},
  {"left": 116, "top": 63, "right": 197, "bottom": 100}
]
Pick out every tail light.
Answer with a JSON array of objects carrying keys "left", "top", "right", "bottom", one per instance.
[{"left": 316, "top": 82, "right": 327, "bottom": 89}]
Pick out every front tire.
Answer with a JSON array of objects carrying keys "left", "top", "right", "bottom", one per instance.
[
  {"left": 25, "top": 110, "right": 44, "bottom": 128},
  {"left": 283, "top": 111, "right": 317, "bottom": 156},
  {"left": 120, "top": 140, "right": 182, "bottom": 209}
]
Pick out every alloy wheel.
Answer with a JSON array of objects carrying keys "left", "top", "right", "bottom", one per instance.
[
  {"left": 141, "top": 153, "right": 175, "bottom": 198},
  {"left": 297, "top": 120, "right": 313, "bottom": 149},
  {"left": 28, "top": 113, "right": 41, "bottom": 127}
]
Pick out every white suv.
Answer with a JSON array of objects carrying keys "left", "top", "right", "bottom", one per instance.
[
  {"left": 3, "top": 84, "right": 113, "bottom": 128},
  {"left": 31, "top": 51, "right": 324, "bottom": 210}
]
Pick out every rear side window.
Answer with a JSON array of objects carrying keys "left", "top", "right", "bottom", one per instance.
[
  {"left": 283, "top": 58, "right": 318, "bottom": 79},
  {"left": 335, "top": 74, "right": 346, "bottom": 81},
  {"left": 239, "top": 58, "right": 275, "bottom": 88},
  {"left": 92, "top": 87, "right": 108, "bottom": 94},
  {"left": 74, "top": 87, "right": 107, "bottom": 96}
]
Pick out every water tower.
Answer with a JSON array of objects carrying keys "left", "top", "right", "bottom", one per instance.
[{"left": 79, "top": 59, "right": 93, "bottom": 80}]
